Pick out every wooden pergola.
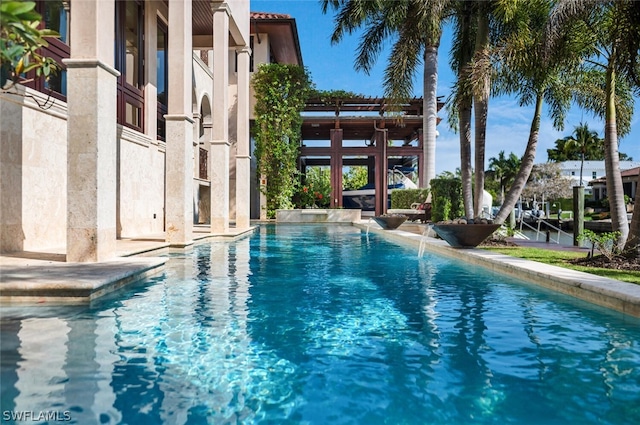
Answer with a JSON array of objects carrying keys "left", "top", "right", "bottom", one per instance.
[{"left": 298, "top": 96, "right": 443, "bottom": 216}]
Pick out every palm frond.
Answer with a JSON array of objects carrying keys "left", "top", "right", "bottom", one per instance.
[
  {"left": 354, "top": 3, "right": 406, "bottom": 73},
  {"left": 382, "top": 24, "right": 422, "bottom": 102},
  {"left": 571, "top": 67, "right": 634, "bottom": 136}
]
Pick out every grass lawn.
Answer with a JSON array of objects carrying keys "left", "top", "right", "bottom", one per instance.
[{"left": 482, "top": 246, "right": 640, "bottom": 285}]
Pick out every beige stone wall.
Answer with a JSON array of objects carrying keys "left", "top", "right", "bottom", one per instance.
[
  {"left": 117, "top": 128, "right": 166, "bottom": 238},
  {"left": 1, "top": 0, "right": 252, "bottom": 253},
  {"left": 0, "top": 91, "right": 67, "bottom": 253},
  {"left": 0, "top": 92, "right": 167, "bottom": 252}
]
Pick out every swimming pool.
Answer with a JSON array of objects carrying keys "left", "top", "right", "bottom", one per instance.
[{"left": 1, "top": 224, "right": 639, "bottom": 424}]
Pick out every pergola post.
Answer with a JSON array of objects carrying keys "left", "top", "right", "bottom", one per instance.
[{"left": 330, "top": 129, "right": 343, "bottom": 208}]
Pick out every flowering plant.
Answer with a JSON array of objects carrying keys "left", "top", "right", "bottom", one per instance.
[
  {"left": 296, "top": 185, "right": 329, "bottom": 208},
  {"left": 295, "top": 167, "right": 330, "bottom": 208}
]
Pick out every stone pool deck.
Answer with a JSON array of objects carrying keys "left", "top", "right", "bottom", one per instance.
[
  {"left": 358, "top": 221, "right": 640, "bottom": 318},
  {"left": 2, "top": 221, "right": 639, "bottom": 319},
  {"left": 0, "top": 225, "right": 256, "bottom": 304}
]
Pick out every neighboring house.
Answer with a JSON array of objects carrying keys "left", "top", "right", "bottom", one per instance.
[
  {"left": 589, "top": 167, "right": 640, "bottom": 202},
  {"left": 0, "top": 0, "right": 260, "bottom": 262},
  {"left": 556, "top": 160, "right": 640, "bottom": 188}
]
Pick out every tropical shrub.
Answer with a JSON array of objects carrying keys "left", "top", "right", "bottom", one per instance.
[
  {"left": 342, "top": 166, "right": 369, "bottom": 191},
  {"left": 430, "top": 178, "right": 463, "bottom": 222},
  {"left": 578, "top": 230, "right": 621, "bottom": 261},
  {"left": 296, "top": 167, "right": 331, "bottom": 208},
  {"left": 390, "top": 188, "right": 430, "bottom": 209}
]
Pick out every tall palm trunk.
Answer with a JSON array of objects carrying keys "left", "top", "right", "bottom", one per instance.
[
  {"left": 603, "top": 63, "right": 629, "bottom": 249},
  {"left": 459, "top": 92, "right": 474, "bottom": 219},
  {"left": 473, "top": 93, "right": 489, "bottom": 216},
  {"left": 494, "top": 93, "right": 544, "bottom": 224},
  {"left": 473, "top": 14, "right": 490, "bottom": 217},
  {"left": 422, "top": 44, "right": 440, "bottom": 189},
  {"left": 457, "top": 2, "right": 474, "bottom": 219}
]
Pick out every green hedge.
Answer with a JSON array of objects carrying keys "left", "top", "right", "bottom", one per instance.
[
  {"left": 553, "top": 197, "right": 573, "bottom": 211},
  {"left": 390, "top": 188, "right": 430, "bottom": 209},
  {"left": 430, "top": 178, "right": 463, "bottom": 222}
]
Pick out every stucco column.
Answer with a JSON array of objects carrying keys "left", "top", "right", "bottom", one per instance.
[
  {"left": 165, "top": 0, "right": 194, "bottom": 246},
  {"left": 192, "top": 112, "right": 201, "bottom": 224},
  {"left": 210, "top": 2, "right": 230, "bottom": 233},
  {"left": 235, "top": 46, "right": 251, "bottom": 230},
  {"left": 64, "top": 0, "right": 118, "bottom": 262}
]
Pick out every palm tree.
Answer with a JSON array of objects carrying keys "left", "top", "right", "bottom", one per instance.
[
  {"left": 321, "top": 0, "right": 450, "bottom": 189},
  {"left": 448, "top": 1, "right": 497, "bottom": 219},
  {"left": 488, "top": 151, "right": 521, "bottom": 205},
  {"left": 562, "top": 123, "right": 602, "bottom": 186},
  {"left": 548, "top": 0, "right": 639, "bottom": 251},
  {"left": 547, "top": 131, "right": 605, "bottom": 162},
  {"left": 472, "top": 6, "right": 491, "bottom": 218},
  {"left": 449, "top": 0, "right": 476, "bottom": 218},
  {"left": 450, "top": 0, "right": 516, "bottom": 218},
  {"left": 471, "top": 1, "right": 518, "bottom": 217},
  {"left": 490, "top": 0, "right": 586, "bottom": 225}
]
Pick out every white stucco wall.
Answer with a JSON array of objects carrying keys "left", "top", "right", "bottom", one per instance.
[
  {"left": 228, "top": 0, "right": 250, "bottom": 46},
  {"left": 249, "top": 33, "right": 272, "bottom": 120},
  {"left": 1, "top": 91, "right": 67, "bottom": 252}
]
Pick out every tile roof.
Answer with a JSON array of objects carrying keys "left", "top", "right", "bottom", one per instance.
[
  {"left": 250, "top": 12, "right": 292, "bottom": 20},
  {"left": 589, "top": 166, "right": 640, "bottom": 185},
  {"left": 622, "top": 166, "right": 640, "bottom": 177}
]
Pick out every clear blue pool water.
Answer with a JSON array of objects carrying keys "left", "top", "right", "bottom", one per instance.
[{"left": 1, "top": 224, "right": 640, "bottom": 425}]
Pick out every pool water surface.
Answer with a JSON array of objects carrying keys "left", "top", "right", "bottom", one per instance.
[{"left": 1, "top": 224, "right": 639, "bottom": 424}]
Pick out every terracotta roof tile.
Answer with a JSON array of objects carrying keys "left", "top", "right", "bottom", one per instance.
[{"left": 250, "top": 12, "right": 292, "bottom": 20}]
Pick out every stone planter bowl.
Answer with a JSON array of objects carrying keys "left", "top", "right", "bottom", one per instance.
[
  {"left": 372, "top": 215, "right": 408, "bottom": 230},
  {"left": 432, "top": 223, "right": 501, "bottom": 248}
]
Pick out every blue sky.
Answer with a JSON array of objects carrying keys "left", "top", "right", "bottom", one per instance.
[{"left": 253, "top": 0, "right": 639, "bottom": 175}]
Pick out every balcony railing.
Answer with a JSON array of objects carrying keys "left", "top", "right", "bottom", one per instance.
[{"left": 199, "top": 148, "right": 208, "bottom": 180}]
